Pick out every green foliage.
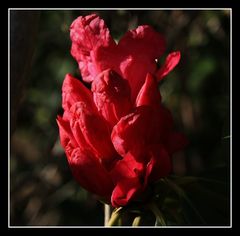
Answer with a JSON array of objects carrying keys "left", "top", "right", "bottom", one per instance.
[{"left": 108, "top": 166, "right": 230, "bottom": 226}]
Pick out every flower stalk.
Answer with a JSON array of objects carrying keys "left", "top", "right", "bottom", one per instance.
[
  {"left": 104, "top": 204, "right": 111, "bottom": 226},
  {"left": 132, "top": 215, "right": 142, "bottom": 226},
  {"left": 107, "top": 208, "right": 123, "bottom": 226}
]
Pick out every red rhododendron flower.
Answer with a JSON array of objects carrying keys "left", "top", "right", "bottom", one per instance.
[{"left": 57, "top": 14, "right": 188, "bottom": 207}]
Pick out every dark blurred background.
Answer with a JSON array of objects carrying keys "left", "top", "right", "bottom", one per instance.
[{"left": 10, "top": 10, "right": 230, "bottom": 226}]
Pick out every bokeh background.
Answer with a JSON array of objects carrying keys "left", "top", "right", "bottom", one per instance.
[{"left": 10, "top": 10, "right": 230, "bottom": 226}]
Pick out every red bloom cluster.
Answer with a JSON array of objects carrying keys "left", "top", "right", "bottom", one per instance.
[{"left": 57, "top": 14, "right": 187, "bottom": 207}]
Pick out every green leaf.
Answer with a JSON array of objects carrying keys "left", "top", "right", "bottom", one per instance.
[
  {"left": 222, "top": 135, "right": 231, "bottom": 139},
  {"left": 164, "top": 178, "right": 207, "bottom": 225},
  {"left": 147, "top": 201, "right": 166, "bottom": 226},
  {"left": 164, "top": 166, "right": 230, "bottom": 225}
]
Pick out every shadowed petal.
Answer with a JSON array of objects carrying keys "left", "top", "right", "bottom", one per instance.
[
  {"left": 111, "top": 106, "right": 156, "bottom": 159},
  {"left": 92, "top": 69, "right": 132, "bottom": 127},
  {"left": 69, "top": 102, "right": 117, "bottom": 164},
  {"left": 118, "top": 25, "right": 166, "bottom": 60},
  {"left": 69, "top": 147, "right": 114, "bottom": 198},
  {"left": 56, "top": 116, "right": 78, "bottom": 156},
  {"left": 117, "top": 25, "right": 166, "bottom": 100},
  {"left": 111, "top": 178, "right": 141, "bottom": 207},
  {"left": 110, "top": 152, "right": 144, "bottom": 207},
  {"left": 111, "top": 105, "right": 175, "bottom": 160},
  {"left": 62, "top": 73, "right": 96, "bottom": 112},
  {"left": 145, "top": 145, "right": 171, "bottom": 184}
]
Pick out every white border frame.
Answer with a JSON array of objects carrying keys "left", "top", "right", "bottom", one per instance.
[{"left": 8, "top": 8, "right": 232, "bottom": 228}]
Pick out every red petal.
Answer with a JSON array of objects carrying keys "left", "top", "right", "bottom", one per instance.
[
  {"left": 71, "top": 43, "right": 99, "bottom": 82},
  {"left": 111, "top": 104, "right": 176, "bottom": 161},
  {"left": 70, "top": 14, "right": 167, "bottom": 101},
  {"left": 135, "top": 73, "right": 161, "bottom": 108},
  {"left": 62, "top": 74, "right": 96, "bottom": 112},
  {"left": 91, "top": 69, "right": 132, "bottom": 127},
  {"left": 145, "top": 145, "right": 172, "bottom": 184},
  {"left": 157, "top": 51, "right": 181, "bottom": 81},
  {"left": 118, "top": 25, "right": 166, "bottom": 100},
  {"left": 118, "top": 25, "right": 165, "bottom": 61},
  {"left": 111, "top": 178, "right": 141, "bottom": 207},
  {"left": 111, "top": 152, "right": 145, "bottom": 180},
  {"left": 69, "top": 147, "right": 114, "bottom": 198},
  {"left": 56, "top": 116, "right": 77, "bottom": 156},
  {"left": 70, "top": 14, "right": 116, "bottom": 82},
  {"left": 110, "top": 152, "right": 144, "bottom": 207},
  {"left": 69, "top": 102, "right": 117, "bottom": 164},
  {"left": 111, "top": 106, "right": 157, "bottom": 160},
  {"left": 93, "top": 46, "right": 121, "bottom": 76}
]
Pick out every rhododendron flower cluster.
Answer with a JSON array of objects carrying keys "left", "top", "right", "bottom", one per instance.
[{"left": 57, "top": 14, "right": 187, "bottom": 207}]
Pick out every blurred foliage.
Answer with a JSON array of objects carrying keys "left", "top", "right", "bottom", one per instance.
[{"left": 10, "top": 10, "right": 230, "bottom": 226}]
